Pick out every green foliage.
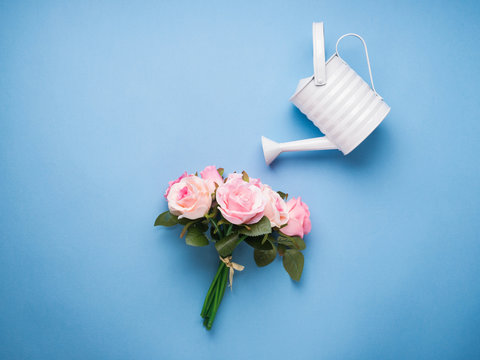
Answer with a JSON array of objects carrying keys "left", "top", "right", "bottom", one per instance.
[
  {"left": 254, "top": 246, "right": 277, "bottom": 267},
  {"left": 178, "top": 217, "right": 192, "bottom": 225},
  {"left": 210, "top": 226, "right": 221, "bottom": 241},
  {"left": 245, "top": 235, "right": 274, "bottom": 250},
  {"left": 180, "top": 219, "right": 208, "bottom": 238},
  {"left": 282, "top": 249, "right": 304, "bottom": 281},
  {"left": 242, "top": 170, "right": 249, "bottom": 182},
  {"left": 215, "top": 233, "right": 244, "bottom": 257},
  {"left": 239, "top": 217, "right": 272, "bottom": 237},
  {"left": 217, "top": 219, "right": 229, "bottom": 227},
  {"left": 277, "top": 191, "right": 288, "bottom": 200},
  {"left": 217, "top": 168, "right": 224, "bottom": 176},
  {"left": 205, "top": 206, "right": 218, "bottom": 219},
  {"left": 180, "top": 221, "right": 194, "bottom": 238},
  {"left": 248, "top": 234, "right": 278, "bottom": 267},
  {"left": 196, "top": 220, "right": 209, "bottom": 232},
  {"left": 261, "top": 233, "right": 269, "bottom": 244},
  {"left": 185, "top": 226, "right": 209, "bottom": 247},
  {"left": 154, "top": 211, "right": 178, "bottom": 227},
  {"left": 277, "top": 234, "right": 306, "bottom": 250}
]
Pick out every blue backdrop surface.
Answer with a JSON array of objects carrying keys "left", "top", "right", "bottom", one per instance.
[{"left": 1, "top": 1, "right": 479, "bottom": 359}]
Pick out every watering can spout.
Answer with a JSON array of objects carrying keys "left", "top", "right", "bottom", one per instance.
[
  {"left": 261, "top": 136, "right": 282, "bottom": 166},
  {"left": 261, "top": 136, "right": 338, "bottom": 165}
]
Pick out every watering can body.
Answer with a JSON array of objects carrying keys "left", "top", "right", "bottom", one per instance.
[{"left": 262, "top": 24, "right": 390, "bottom": 165}]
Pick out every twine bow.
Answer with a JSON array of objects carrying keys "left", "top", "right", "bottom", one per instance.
[{"left": 219, "top": 256, "right": 244, "bottom": 290}]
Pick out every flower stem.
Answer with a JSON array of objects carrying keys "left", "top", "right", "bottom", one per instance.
[
  {"left": 226, "top": 224, "right": 233, "bottom": 236},
  {"left": 201, "top": 261, "right": 224, "bottom": 318},
  {"left": 201, "top": 261, "right": 229, "bottom": 330},
  {"left": 206, "top": 264, "right": 228, "bottom": 330},
  {"left": 208, "top": 217, "right": 222, "bottom": 237},
  {"left": 201, "top": 218, "right": 240, "bottom": 330}
]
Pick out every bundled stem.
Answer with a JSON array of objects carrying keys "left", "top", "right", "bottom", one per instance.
[
  {"left": 201, "top": 261, "right": 229, "bottom": 330},
  {"left": 201, "top": 216, "right": 245, "bottom": 329}
]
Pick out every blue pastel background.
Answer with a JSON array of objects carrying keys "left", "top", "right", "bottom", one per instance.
[{"left": 1, "top": 1, "right": 479, "bottom": 359}]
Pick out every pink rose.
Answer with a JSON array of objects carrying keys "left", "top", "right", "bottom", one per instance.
[
  {"left": 200, "top": 165, "right": 223, "bottom": 193},
  {"left": 164, "top": 171, "right": 189, "bottom": 199},
  {"left": 261, "top": 185, "right": 289, "bottom": 228},
  {"left": 225, "top": 173, "right": 243, "bottom": 182},
  {"left": 216, "top": 175, "right": 266, "bottom": 225},
  {"left": 281, "top": 197, "right": 312, "bottom": 238},
  {"left": 226, "top": 173, "right": 262, "bottom": 188},
  {"left": 249, "top": 177, "right": 262, "bottom": 188},
  {"left": 167, "top": 175, "right": 212, "bottom": 220}
]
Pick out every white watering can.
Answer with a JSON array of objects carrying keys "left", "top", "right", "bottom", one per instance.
[{"left": 262, "top": 23, "right": 390, "bottom": 165}]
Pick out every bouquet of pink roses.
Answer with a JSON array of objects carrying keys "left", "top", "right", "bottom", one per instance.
[{"left": 155, "top": 166, "right": 311, "bottom": 330}]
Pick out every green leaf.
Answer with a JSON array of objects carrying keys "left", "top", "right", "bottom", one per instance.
[
  {"left": 178, "top": 217, "right": 192, "bottom": 225},
  {"left": 215, "top": 233, "right": 242, "bottom": 257},
  {"left": 277, "top": 191, "right": 288, "bottom": 200},
  {"left": 210, "top": 226, "right": 220, "bottom": 241},
  {"left": 205, "top": 206, "right": 218, "bottom": 219},
  {"left": 277, "top": 236, "right": 292, "bottom": 247},
  {"left": 292, "top": 237, "right": 306, "bottom": 250},
  {"left": 283, "top": 249, "right": 304, "bottom": 281},
  {"left": 254, "top": 246, "right": 277, "bottom": 267},
  {"left": 245, "top": 235, "right": 274, "bottom": 250},
  {"left": 239, "top": 216, "right": 272, "bottom": 237},
  {"left": 217, "top": 219, "right": 230, "bottom": 227},
  {"left": 261, "top": 233, "right": 269, "bottom": 244},
  {"left": 154, "top": 211, "right": 178, "bottom": 227},
  {"left": 242, "top": 170, "right": 249, "bottom": 182},
  {"left": 217, "top": 168, "right": 224, "bottom": 176},
  {"left": 179, "top": 219, "right": 207, "bottom": 237},
  {"left": 277, "top": 244, "right": 286, "bottom": 256},
  {"left": 278, "top": 234, "right": 306, "bottom": 250},
  {"left": 198, "top": 221, "right": 209, "bottom": 232},
  {"left": 185, "top": 226, "right": 209, "bottom": 247},
  {"left": 180, "top": 221, "right": 194, "bottom": 238}
]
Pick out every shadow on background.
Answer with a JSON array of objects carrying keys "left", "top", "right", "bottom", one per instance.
[{"left": 269, "top": 105, "right": 393, "bottom": 170}]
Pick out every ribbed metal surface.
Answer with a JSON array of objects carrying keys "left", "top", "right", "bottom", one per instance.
[{"left": 291, "top": 55, "right": 390, "bottom": 154}]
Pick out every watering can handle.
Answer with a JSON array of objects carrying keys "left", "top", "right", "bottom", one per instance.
[
  {"left": 312, "top": 22, "right": 326, "bottom": 86},
  {"left": 335, "top": 33, "right": 377, "bottom": 95}
]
